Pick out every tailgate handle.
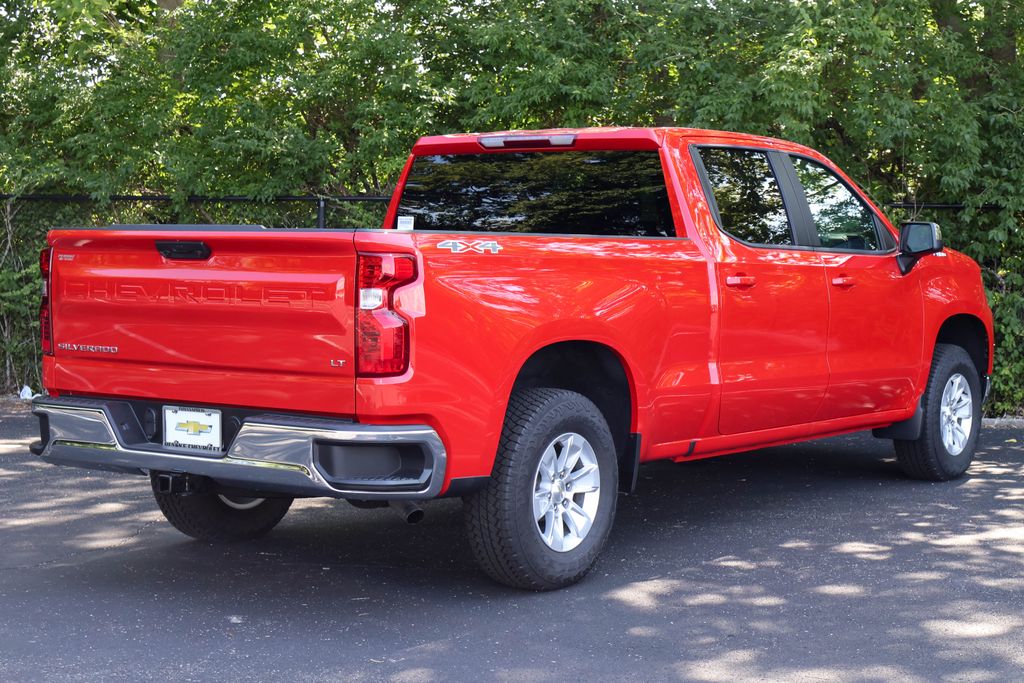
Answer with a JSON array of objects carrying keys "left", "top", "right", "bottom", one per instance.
[{"left": 156, "top": 240, "right": 211, "bottom": 260}]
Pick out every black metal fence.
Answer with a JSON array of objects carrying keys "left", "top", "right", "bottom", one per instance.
[{"left": 0, "top": 193, "right": 391, "bottom": 392}]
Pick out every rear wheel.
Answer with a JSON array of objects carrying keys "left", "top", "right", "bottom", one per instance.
[
  {"left": 151, "top": 474, "right": 293, "bottom": 541},
  {"left": 464, "top": 388, "right": 618, "bottom": 590},
  {"left": 894, "top": 344, "right": 981, "bottom": 481}
]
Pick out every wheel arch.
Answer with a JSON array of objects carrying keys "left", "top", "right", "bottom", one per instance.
[
  {"left": 876, "top": 313, "right": 990, "bottom": 442},
  {"left": 934, "top": 313, "right": 990, "bottom": 382},
  {"left": 510, "top": 340, "right": 639, "bottom": 493}
]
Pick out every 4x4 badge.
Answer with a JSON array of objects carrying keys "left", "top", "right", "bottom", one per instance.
[{"left": 437, "top": 240, "right": 502, "bottom": 254}]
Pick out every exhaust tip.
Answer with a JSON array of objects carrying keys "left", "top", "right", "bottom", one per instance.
[{"left": 390, "top": 500, "right": 425, "bottom": 524}]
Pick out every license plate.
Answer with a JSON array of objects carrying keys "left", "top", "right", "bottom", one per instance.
[{"left": 163, "top": 406, "right": 223, "bottom": 453}]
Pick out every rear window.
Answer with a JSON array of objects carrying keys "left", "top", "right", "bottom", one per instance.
[{"left": 394, "top": 151, "right": 675, "bottom": 237}]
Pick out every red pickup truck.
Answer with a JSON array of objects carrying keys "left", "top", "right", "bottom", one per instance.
[{"left": 32, "top": 127, "right": 993, "bottom": 589}]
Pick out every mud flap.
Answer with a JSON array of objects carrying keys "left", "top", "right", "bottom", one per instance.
[
  {"left": 873, "top": 402, "right": 924, "bottom": 441},
  {"left": 619, "top": 433, "right": 641, "bottom": 493}
]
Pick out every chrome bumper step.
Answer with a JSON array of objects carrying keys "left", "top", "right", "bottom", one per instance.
[{"left": 32, "top": 396, "right": 446, "bottom": 500}]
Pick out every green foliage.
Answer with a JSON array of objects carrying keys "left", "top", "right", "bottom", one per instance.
[
  {"left": 0, "top": 262, "right": 39, "bottom": 391},
  {"left": 0, "top": 0, "right": 1022, "bottom": 413}
]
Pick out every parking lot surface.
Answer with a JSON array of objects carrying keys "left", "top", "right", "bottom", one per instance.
[{"left": 1, "top": 398, "right": 1022, "bottom": 682}]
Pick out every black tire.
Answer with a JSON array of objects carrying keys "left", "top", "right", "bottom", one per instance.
[
  {"left": 151, "top": 475, "right": 293, "bottom": 541},
  {"left": 895, "top": 343, "right": 982, "bottom": 481},
  {"left": 464, "top": 388, "right": 618, "bottom": 590}
]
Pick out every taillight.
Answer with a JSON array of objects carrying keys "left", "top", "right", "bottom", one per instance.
[
  {"left": 356, "top": 252, "right": 416, "bottom": 376},
  {"left": 39, "top": 247, "right": 53, "bottom": 355}
]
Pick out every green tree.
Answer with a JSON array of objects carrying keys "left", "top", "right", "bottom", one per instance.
[{"left": 0, "top": 0, "right": 1021, "bottom": 411}]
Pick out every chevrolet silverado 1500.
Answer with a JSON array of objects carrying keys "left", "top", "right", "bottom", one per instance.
[{"left": 31, "top": 127, "right": 994, "bottom": 589}]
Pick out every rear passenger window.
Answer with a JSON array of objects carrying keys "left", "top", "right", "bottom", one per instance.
[
  {"left": 697, "top": 147, "right": 793, "bottom": 246},
  {"left": 790, "top": 156, "right": 881, "bottom": 251}
]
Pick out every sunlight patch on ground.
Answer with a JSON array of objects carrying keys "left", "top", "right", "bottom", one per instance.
[
  {"left": 894, "top": 570, "right": 948, "bottom": 582},
  {"left": 922, "top": 614, "right": 1022, "bottom": 639},
  {"left": 67, "top": 527, "right": 143, "bottom": 550},
  {"left": 930, "top": 526, "right": 1024, "bottom": 549},
  {"left": 627, "top": 626, "right": 660, "bottom": 637},
  {"left": 831, "top": 541, "right": 892, "bottom": 560},
  {"left": 970, "top": 461, "right": 1024, "bottom": 476},
  {"left": 710, "top": 556, "right": 759, "bottom": 570},
  {"left": 682, "top": 593, "right": 728, "bottom": 606},
  {"left": 390, "top": 668, "right": 438, "bottom": 683},
  {"left": 0, "top": 436, "right": 34, "bottom": 456},
  {"left": 674, "top": 649, "right": 930, "bottom": 683},
  {"left": 811, "top": 583, "right": 866, "bottom": 597},
  {"left": 898, "top": 530, "right": 931, "bottom": 543},
  {"left": 81, "top": 502, "right": 129, "bottom": 514},
  {"left": 973, "top": 577, "right": 1024, "bottom": 590},
  {"left": 291, "top": 498, "right": 338, "bottom": 511},
  {"left": 604, "top": 578, "right": 685, "bottom": 610},
  {"left": 739, "top": 595, "right": 786, "bottom": 607},
  {"left": 492, "top": 669, "right": 554, "bottom": 683},
  {"left": 995, "top": 487, "right": 1024, "bottom": 501},
  {"left": 0, "top": 513, "right": 73, "bottom": 530}
]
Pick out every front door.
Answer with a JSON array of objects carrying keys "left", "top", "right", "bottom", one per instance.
[{"left": 785, "top": 155, "right": 924, "bottom": 419}]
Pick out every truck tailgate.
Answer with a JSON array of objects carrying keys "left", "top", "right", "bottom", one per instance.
[{"left": 47, "top": 228, "right": 357, "bottom": 416}]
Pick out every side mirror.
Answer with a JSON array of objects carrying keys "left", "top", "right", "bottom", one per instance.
[{"left": 897, "top": 221, "right": 943, "bottom": 274}]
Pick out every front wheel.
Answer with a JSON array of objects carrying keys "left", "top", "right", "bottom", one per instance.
[
  {"left": 464, "top": 388, "right": 618, "bottom": 590},
  {"left": 895, "top": 343, "right": 982, "bottom": 481},
  {"left": 151, "top": 474, "right": 293, "bottom": 541}
]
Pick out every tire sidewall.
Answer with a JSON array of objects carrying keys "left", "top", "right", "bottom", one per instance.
[
  {"left": 927, "top": 351, "right": 981, "bottom": 477},
  {"left": 510, "top": 399, "right": 618, "bottom": 586}
]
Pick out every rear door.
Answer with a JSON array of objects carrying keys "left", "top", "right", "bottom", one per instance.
[
  {"left": 784, "top": 155, "right": 924, "bottom": 419},
  {"left": 48, "top": 228, "right": 357, "bottom": 415},
  {"left": 692, "top": 146, "right": 830, "bottom": 435}
]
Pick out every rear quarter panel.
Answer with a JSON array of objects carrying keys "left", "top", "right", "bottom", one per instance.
[{"left": 353, "top": 229, "right": 713, "bottom": 483}]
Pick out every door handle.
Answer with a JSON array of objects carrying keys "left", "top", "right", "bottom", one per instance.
[
  {"left": 725, "top": 274, "right": 756, "bottom": 288},
  {"left": 831, "top": 275, "right": 855, "bottom": 288}
]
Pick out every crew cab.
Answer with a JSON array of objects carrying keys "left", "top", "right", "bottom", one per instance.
[{"left": 31, "top": 127, "right": 993, "bottom": 589}]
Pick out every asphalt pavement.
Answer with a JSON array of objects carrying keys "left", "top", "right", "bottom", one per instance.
[{"left": 1, "top": 398, "right": 1022, "bottom": 682}]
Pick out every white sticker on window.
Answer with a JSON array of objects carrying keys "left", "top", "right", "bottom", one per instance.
[{"left": 397, "top": 216, "right": 415, "bottom": 231}]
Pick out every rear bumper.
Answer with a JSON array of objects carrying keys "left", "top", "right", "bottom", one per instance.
[{"left": 31, "top": 396, "right": 446, "bottom": 500}]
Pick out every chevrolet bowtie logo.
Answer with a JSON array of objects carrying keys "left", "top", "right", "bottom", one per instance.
[{"left": 175, "top": 420, "right": 212, "bottom": 436}]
